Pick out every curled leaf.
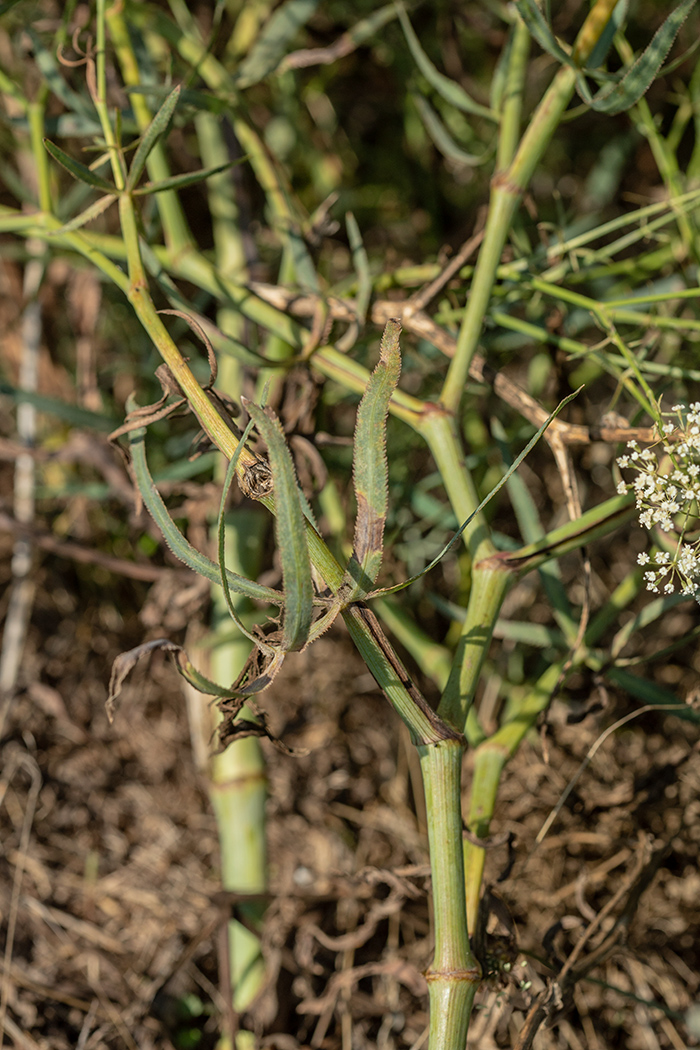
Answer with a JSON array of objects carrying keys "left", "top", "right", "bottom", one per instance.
[{"left": 244, "top": 400, "right": 314, "bottom": 651}]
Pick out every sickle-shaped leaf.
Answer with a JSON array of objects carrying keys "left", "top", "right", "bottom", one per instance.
[
  {"left": 412, "top": 94, "right": 494, "bottom": 167},
  {"left": 126, "top": 84, "right": 181, "bottom": 192},
  {"left": 128, "top": 419, "right": 284, "bottom": 606},
  {"left": 243, "top": 400, "right": 314, "bottom": 652},
  {"left": 344, "top": 319, "right": 402, "bottom": 600},
  {"left": 396, "top": 3, "right": 497, "bottom": 122}
]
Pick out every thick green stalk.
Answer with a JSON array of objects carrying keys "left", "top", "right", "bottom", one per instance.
[
  {"left": 27, "top": 93, "right": 51, "bottom": 213},
  {"left": 438, "top": 561, "right": 511, "bottom": 736},
  {"left": 419, "top": 740, "right": 480, "bottom": 1049},
  {"left": 417, "top": 410, "right": 496, "bottom": 562},
  {"left": 496, "top": 14, "right": 531, "bottom": 172},
  {"left": 463, "top": 660, "right": 564, "bottom": 927},
  {"left": 441, "top": 0, "right": 619, "bottom": 413},
  {"left": 196, "top": 104, "right": 268, "bottom": 1024},
  {"left": 209, "top": 509, "right": 268, "bottom": 1015}
]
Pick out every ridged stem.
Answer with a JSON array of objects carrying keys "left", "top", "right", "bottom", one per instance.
[
  {"left": 441, "top": 0, "right": 619, "bottom": 413},
  {"left": 419, "top": 740, "right": 480, "bottom": 1050}
]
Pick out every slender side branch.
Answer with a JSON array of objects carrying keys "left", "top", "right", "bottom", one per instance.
[{"left": 440, "top": 0, "right": 619, "bottom": 413}]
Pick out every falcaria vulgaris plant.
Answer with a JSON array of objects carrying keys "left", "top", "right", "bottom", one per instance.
[{"left": 2, "top": 0, "right": 700, "bottom": 1046}]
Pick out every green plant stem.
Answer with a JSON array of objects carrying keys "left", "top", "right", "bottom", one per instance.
[
  {"left": 209, "top": 508, "right": 268, "bottom": 1016},
  {"left": 95, "top": 0, "right": 126, "bottom": 190},
  {"left": 28, "top": 92, "right": 51, "bottom": 213},
  {"left": 463, "top": 659, "right": 563, "bottom": 927},
  {"left": 441, "top": 0, "right": 619, "bottom": 413},
  {"left": 438, "top": 561, "right": 511, "bottom": 736},
  {"left": 419, "top": 740, "right": 480, "bottom": 1049},
  {"left": 496, "top": 14, "right": 531, "bottom": 173},
  {"left": 417, "top": 411, "right": 495, "bottom": 560},
  {"left": 106, "top": 6, "right": 193, "bottom": 255}
]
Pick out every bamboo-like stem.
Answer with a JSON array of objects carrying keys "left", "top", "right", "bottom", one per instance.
[
  {"left": 209, "top": 509, "right": 268, "bottom": 1015},
  {"left": 440, "top": 0, "right": 619, "bottom": 413},
  {"left": 463, "top": 660, "right": 564, "bottom": 927},
  {"left": 94, "top": 0, "right": 126, "bottom": 191},
  {"left": 419, "top": 740, "right": 480, "bottom": 1050},
  {"left": 438, "top": 562, "right": 511, "bottom": 736},
  {"left": 496, "top": 14, "right": 531, "bottom": 172},
  {"left": 27, "top": 95, "right": 51, "bottom": 214},
  {"left": 416, "top": 410, "right": 496, "bottom": 561},
  {"left": 196, "top": 106, "right": 268, "bottom": 1024}
]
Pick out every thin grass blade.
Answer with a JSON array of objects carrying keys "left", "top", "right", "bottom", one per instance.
[
  {"left": 345, "top": 212, "right": 371, "bottom": 324},
  {"left": 514, "top": 0, "right": 572, "bottom": 66},
  {"left": 47, "top": 194, "right": 118, "bottom": 235},
  {"left": 218, "top": 417, "right": 277, "bottom": 653}
]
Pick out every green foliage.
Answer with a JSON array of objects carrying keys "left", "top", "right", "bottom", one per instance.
[{"left": 3, "top": 0, "right": 700, "bottom": 1046}]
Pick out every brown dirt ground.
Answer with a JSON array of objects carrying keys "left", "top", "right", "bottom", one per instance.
[{"left": 1, "top": 538, "right": 699, "bottom": 1049}]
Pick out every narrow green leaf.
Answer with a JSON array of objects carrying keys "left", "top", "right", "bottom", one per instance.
[
  {"left": 606, "top": 667, "right": 700, "bottom": 725},
  {"left": 47, "top": 194, "right": 118, "bottom": 235},
  {"left": 287, "top": 225, "right": 321, "bottom": 293},
  {"left": 412, "top": 95, "right": 494, "bottom": 167},
  {"left": 344, "top": 319, "right": 402, "bottom": 599},
  {"left": 346, "top": 212, "right": 371, "bottom": 324},
  {"left": 244, "top": 400, "right": 314, "bottom": 651},
  {"left": 396, "top": 3, "right": 497, "bottom": 122},
  {"left": 43, "top": 139, "right": 115, "bottom": 191},
  {"left": 126, "top": 84, "right": 181, "bottom": 192},
  {"left": 0, "top": 380, "right": 118, "bottom": 431},
  {"left": 132, "top": 160, "right": 241, "bottom": 197},
  {"left": 236, "top": 0, "right": 319, "bottom": 88},
  {"left": 128, "top": 419, "right": 284, "bottom": 606},
  {"left": 577, "top": 0, "right": 698, "bottom": 115},
  {"left": 586, "top": 0, "right": 628, "bottom": 69},
  {"left": 174, "top": 650, "right": 242, "bottom": 696},
  {"left": 514, "top": 0, "right": 572, "bottom": 66},
  {"left": 610, "top": 593, "right": 687, "bottom": 658},
  {"left": 494, "top": 620, "right": 565, "bottom": 648}
]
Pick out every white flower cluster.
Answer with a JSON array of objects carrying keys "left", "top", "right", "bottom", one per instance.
[{"left": 616, "top": 403, "right": 700, "bottom": 600}]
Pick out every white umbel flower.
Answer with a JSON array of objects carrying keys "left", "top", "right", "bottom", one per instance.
[{"left": 617, "top": 404, "right": 700, "bottom": 602}]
